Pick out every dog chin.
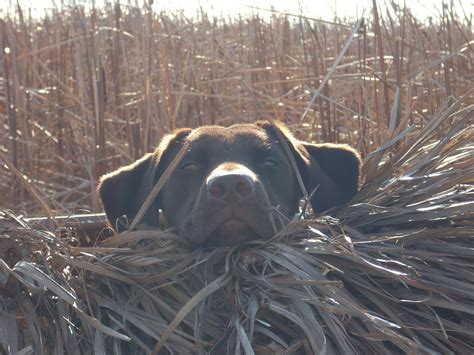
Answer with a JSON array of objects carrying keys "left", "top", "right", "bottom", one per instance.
[
  {"left": 183, "top": 206, "right": 274, "bottom": 246},
  {"left": 204, "top": 219, "right": 262, "bottom": 247}
]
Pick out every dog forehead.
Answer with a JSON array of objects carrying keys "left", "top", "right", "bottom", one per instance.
[{"left": 187, "top": 124, "right": 272, "bottom": 148}]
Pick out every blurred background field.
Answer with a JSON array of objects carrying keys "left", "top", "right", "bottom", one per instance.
[{"left": 0, "top": 0, "right": 472, "bottom": 215}]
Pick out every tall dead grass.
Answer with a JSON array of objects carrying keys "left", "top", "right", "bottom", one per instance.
[
  {"left": 1, "top": 3, "right": 474, "bottom": 353},
  {"left": 0, "top": 1, "right": 472, "bottom": 214},
  {"left": 1, "top": 96, "right": 473, "bottom": 353}
]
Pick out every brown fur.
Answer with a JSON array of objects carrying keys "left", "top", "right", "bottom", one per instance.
[{"left": 98, "top": 121, "right": 361, "bottom": 246}]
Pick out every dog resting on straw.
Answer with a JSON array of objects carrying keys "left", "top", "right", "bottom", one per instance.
[
  {"left": 3, "top": 104, "right": 473, "bottom": 354},
  {"left": 98, "top": 121, "right": 361, "bottom": 246}
]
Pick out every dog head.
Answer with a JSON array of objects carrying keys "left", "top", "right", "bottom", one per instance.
[{"left": 98, "top": 121, "right": 361, "bottom": 246}]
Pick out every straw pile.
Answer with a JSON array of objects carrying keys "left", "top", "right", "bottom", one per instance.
[{"left": 1, "top": 97, "right": 473, "bottom": 354}]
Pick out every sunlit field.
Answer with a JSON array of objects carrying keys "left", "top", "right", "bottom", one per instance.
[{"left": 1, "top": 1, "right": 473, "bottom": 353}]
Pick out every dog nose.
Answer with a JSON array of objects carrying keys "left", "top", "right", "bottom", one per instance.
[{"left": 206, "top": 167, "right": 256, "bottom": 201}]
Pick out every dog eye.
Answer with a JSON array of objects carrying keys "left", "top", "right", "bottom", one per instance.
[
  {"left": 180, "top": 162, "right": 200, "bottom": 172},
  {"left": 261, "top": 158, "right": 279, "bottom": 168}
]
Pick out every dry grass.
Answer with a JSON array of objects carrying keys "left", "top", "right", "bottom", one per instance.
[
  {"left": 0, "top": 1, "right": 472, "bottom": 214},
  {"left": 1, "top": 1, "right": 474, "bottom": 354},
  {"left": 1, "top": 96, "right": 473, "bottom": 353}
]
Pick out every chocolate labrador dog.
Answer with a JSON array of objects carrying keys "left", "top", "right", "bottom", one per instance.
[{"left": 98, "top": 121, "right": 360, "bottom": 246}]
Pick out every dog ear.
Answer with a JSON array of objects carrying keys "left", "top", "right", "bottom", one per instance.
[
  {"left": 255, "top": 120, "right": 360, "bottom": 213},
  {"left": 302, "top": 142, "right": 361, "bottom": 213},
  {"left": 97, "top": 128, "right": 191, "bottom": 231}
]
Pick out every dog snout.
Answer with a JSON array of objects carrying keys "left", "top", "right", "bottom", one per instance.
[{"left": 206, "top": 165, "right": 256, "bottom": 202}]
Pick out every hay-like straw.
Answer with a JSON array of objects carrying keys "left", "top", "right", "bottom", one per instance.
[{"left": 1, "top": 98, "right": 473, "bottom": 353}]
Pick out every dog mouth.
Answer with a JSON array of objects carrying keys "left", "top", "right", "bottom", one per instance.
[
  {"left": 180, "top": 205, "right": 274, "bottom": 247},
  {"left": 217, "top": 218, "right": 247, "bottom": 232},
  {"left": 203, "top": 217, "right": 262, "bottom": 247},
  {"left": 181, "top": 182, "right": 278, "bottom": 247}
]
